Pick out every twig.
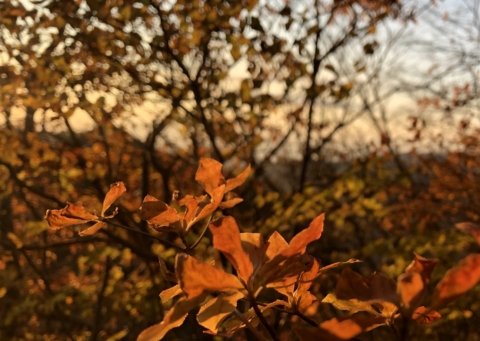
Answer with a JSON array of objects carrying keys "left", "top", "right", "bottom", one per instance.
[
  {"left": 250, "top": 296, "right": 279, "bottom": 341},
  {"left": 233, "top": 309, "right": 268, "bottom": 341},
  {"left": 90, "top": 257, "right": 112, "bottom": 341},
  {"left": 187, "top": 214, "right": 212, "bottom": 250},
  {"left": 101, "top": 220, "right": 187, "bottom": 253}
]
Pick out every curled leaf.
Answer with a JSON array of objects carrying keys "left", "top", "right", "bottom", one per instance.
[
  {"left": 405, "top": 253, "right": 438, "bottom": 284},
  {"left": 102, "top": 182, "right": 126, "bottom": 216},
  {"left": 79, "top": 222, "right": 107, "bottom": 236},
  {"left": 219, "top": 198, "right": 244, "bottom": 209},
  {"left": 411, "top": 306, "right": 441, "bottom": 324},
  {"left": 45, "top": 203, "right": 97, "bottom": 230},
  {"left": 186, "top": 185, "right": 225, "bottom": 230},
  {"left": 141, "top": 195, "right": 179, "bottom": 228}
]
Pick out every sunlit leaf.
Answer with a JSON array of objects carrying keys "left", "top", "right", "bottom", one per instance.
[
  {"left": 78, "top": 222, "right": 107, "bottom": 236},
  {"left": 141, "top": 195, "right": 179, "bottom": 228},
  {"left": 397, "top": 272, "right": 424, "bottom": 312},
  {"left": 45, "top": 203, "right": 97, "bottom": 230},
  {"left": 175, "top": 254, "right": 244, "bottom": 299},
  {"left": 209, "top": 216, "right": 254, "bottom": 283},
  {"left": 195, "top": 158, "right": 225, "bottom": 196},
  {"left": 197, "top": 291, "right": 244, "bottom": 333},
  {"left": 186, "top": 185, "right": 225, "bottom": 230},
  {"left": 101, "top": 182, "right": 126, "bottom": 216},
  {"left": 431, "top": 254, "right": 480, "bottom": 310},
  {"left": 225, "top": 164, "right": 251, "bottom": 192}
]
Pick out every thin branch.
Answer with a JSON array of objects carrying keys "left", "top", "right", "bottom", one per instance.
[
  {"left": 90, "top": 257, "right": 112, "bottom": 341},
  {"left": 233, "top": 309, "right": 268, "bottom": 341},
  {"left": 187, "top": 214, "right": 212, "bottom": 250},
  {"left": 250, "top": 296, "right": 279, "bottom": 341}
]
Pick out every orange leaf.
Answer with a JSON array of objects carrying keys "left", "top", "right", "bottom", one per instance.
[
  {"left": 297, "top": 257, "right": 320, "bottom": 294},
  {"left": 397, "top": 272, "right": 424, "bottom": 312},
  {"left": 282, "top": 213, "right": 324, "bottom": 258},
  {"left": 411, "top": 306, "right": 441, "bottom": 324},
  {"left": 197, "top": 291, "right": 244, "bottom": 333},
  {"left": 175, "top": 254, "right": 244, "bottom": 299},
  {"left": 431, "top": 254, "right": 480, "bottom": 310},
  {"left": 101, "top": 182, "right": 126, "bottom": 216},
  {"left": 78, "top": 222, "right": 107, "bottom": 236},
  {"left": 265, "top": 231, "right": 289, "bottom": 260},
  {"left": 336, "top": 268, "right": 398, "bottom": 304},
  {"left": 45, "top": 203, "right": 97, "bottom": 230},
  {"left": 160, "top": 285, "right": 183, "bottom": 304},
  {"left": 195, "top": 158, "right": 225, "bottom": 196},
  {"left": 137, "top": 295, "right": 205, "bottom": 341},
  {"left": 219, "top": 198, "right": 244, "bottom": 209},
  {"left": 186, "top": 185, "right": 225, "bottom": 230},
  {"left": 295, "top": 314, "right": 385, "bottom": 341},
  {"left": 209, "top": 216, "right": 254, "bottom": 284},
  {"left": 318, "top": 259, "right": 362, "bottom": 275},
  {"left": 225, "top": 164, "right": 251, "bottom": 192},
  {"left": 240, "top": 233, "right": 267, "bottom": 273},
  {"left": 405, "top": 253, "right": 438, "bottom": 284},
  {"left": 141, "top": 195, "right": 179, "bottom": 227}
]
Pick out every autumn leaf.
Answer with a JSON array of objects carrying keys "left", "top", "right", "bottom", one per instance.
[
  {"left": 159, "top": 285, "right": 183, "bottom": 304},
  {"left": 209, "top": 216, "right": 254, "bottom": 284},
  {"left": 101, "top": 182, "right": 126, "bottom": 216},
  {"left": 78, "top": 222, "right": 107, "bottom": 236},
  {"left": 322, "top": 293, "right": 379, "bottom": 315},
  {"left": 317, "top": 259, "right": 362, "bottom": 275},
  {"left": 141, "top": 195, "right": 179, "bottom": 228},
  {"left": 397, "top": 272, "right": 424, "bottom": 313},
  {"left": 137, "top": 295, "right": 205, "bottom": 341},
  {"left": 225, "top": 164, "right": 251, "bottom": 192},
  {"left": 196, "top": 291, "right": 244, "bottom": 333},
  {"left": 186, "top": 185, "right": 225, "bottom": 230},
  {"left": 295, "top": 314, "right": 385, "bottom": 341},
  {"left": 195, "top": 158, "right": 225, "bottom": 196},
  {"left": 240, "top": 233, "right": 268, "bottom": 274},
  {"left": 45, "top": 202, "right": 97, "bottom": 230},
  {"left": 411, "top": 306, "right": 441, "bottom": 324},
  {"left": 219, "top": 198, "right": 244, "bottom": 209},
  {"left": 175, "top": 254, "right": 244, "bottom": 299},
  {"left": 405, "top": 253, "right": 438, "bottom": 284},
  {"left": 431, "top": 254, "right": 480, "bottom": 310}
]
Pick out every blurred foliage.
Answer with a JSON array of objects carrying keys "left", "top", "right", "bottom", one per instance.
[{"left": 1, "top": 0, "right": 480, "bottom": 340}]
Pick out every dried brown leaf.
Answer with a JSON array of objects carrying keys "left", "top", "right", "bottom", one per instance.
[
  {"left": 141, "top": 195, "right": 179, "bottom": 227},
  {"left": 79, "top": 222, "right": 107, "bottom": 236},
  {"left": 397, "top": 272, "right": 424, "bottom": 311},
  {"left": 405, "top": 253, "right": 438, "bottom": 284},
  {"left": 45, "top": 203, "right": 97, "bottom": 230},
  {"left": 101, "top": 182, "right": 126, "bottom": 216},
  {"left": 160, "top": 285, "right": 183, "bottom": 304}
]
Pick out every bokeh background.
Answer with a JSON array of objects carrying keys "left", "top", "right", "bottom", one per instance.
[{"left": 1, "top": 0, "right": 480, "bottom": 340}]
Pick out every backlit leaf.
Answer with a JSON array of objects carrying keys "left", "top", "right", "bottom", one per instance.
[
  {"left": 45, "top": 203, "right": 97, "bottom": 230},
  {"left": 79, "top": 222, "right": 107, "bottom": 236},
  {"left": 209, "top": 216, "right": 254, "bottom": 283},
  {"left": 197, "top": 291, "right": 244, "bottom": 333},
  {"left": 225, "top": 164, "right": 251, "bottom": 192},
  {"left": 397, "top": 272, "right": 424, "bottom": 311},
  {"left": 175, "top": 254, "right": 244, "bottom": 299},
  {"left": 431, "top": 254, "right": 480, "bottom": 310},
  {"left": 195, "top": 158, "right": 225, "bottom": 196},
  {"left": 456, "top": 222, "right": 480, "bottom": 245},
  {"left": 101, "top": 182, "right": 126, "bottom": 216},
  {"left": 141, "top": 195, "right": 179, "bottom": 227},
  {"left": 405, "top": 253, "right": 438, "bottom": 284},
  {"left": 187, "top": 185, "right": 225, "bottom": 230}
]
